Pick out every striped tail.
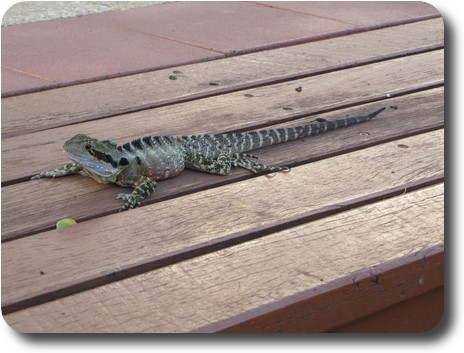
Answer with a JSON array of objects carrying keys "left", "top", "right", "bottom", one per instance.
[{"left": 238, "top": 107, "right": 386, "bottom": 152}]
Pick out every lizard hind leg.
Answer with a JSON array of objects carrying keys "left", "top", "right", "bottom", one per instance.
[
  {"left": 233, "top": 153, "right": 290, "bottom": 174},
  {"left": 184, "top": 152, "right": 234, "bottom": 175},
  {"left": 185, "top": 151, "right": 289, "bottom": 176}
]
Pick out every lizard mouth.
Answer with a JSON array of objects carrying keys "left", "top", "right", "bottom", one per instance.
[{"left": 64, "top": 150, "right": 119, "bottom": 178}]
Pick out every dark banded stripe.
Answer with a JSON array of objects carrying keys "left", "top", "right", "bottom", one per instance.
[
  {"left": 135, "top": 180, "right": 157, "bottom": 198},
  {"left": 243, "top": 132, "right": 252, "bottom": 151},
  {"left": 108, "top": 155, "right": 118, "bottom": 168},
  {"left": 346, "top": 117, "right": 358, "bottom": 125},
  {"left": 286, "top": 127, "right": 296, "bottom": 140},
  {"left": 226, "top": 134, "right": 236, "bottom": 147},
  {"left": 122, "top": 142, "right": 132, "bottom": 152},
  {"left": 325, "top": 121, "right": 336, "bottom": 130},
  {"left": 92, "top": 150, "right": 118, "bottom": 168},
  {"left": 142, "top": 136, "right": 153, "bottom": 147},
  {"left": 295, "top": 126, "right": 305, "bottom": 137},
  {"left": 303, "top": 124, "right": 310, "bottom": 136},
  {"left": 119, "top": 157, "right": 129, "bottom": 166},
  {"left": 277, "top": 128, "right": 286, "bottom": 142},
  {"left": 138, "top": 184, "right": 150, "bottom": 196},
  {"left": 212, "top": 134, "right": 228, "bottom": 147},
  {"left": 260, "top": 130, "right": 268, "bottom": 142},
  {"left": 248, "top": 131, "right": 260, "bottom": 147},
  {"left": 232, "top": 133, "right": 244, "bottom": 150},
  {"left": 269, "top": 129, "right": 278, "bottom": 143},
  {"left": 153, "top": 136, "right": 163, "bottom": 145},
  {"left": 204, "top": 134, "right": 218, "bottom": 147},
  {"left": 164, "top": 136, "right": 176, "bottom": 145},
  {"left": 131, "top": 138, "right": 143, "bottom": 150}
]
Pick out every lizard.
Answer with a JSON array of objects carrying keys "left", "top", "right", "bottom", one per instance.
[{"left": 31, "top": 107, "right": 385, "bottom": 212}]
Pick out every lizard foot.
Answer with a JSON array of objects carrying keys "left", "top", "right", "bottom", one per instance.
[
  {"left": 239, "top": 153, "right": 259, "bottom": 159},
  {"left": 234, "top": 155, "right": 291, "bottom": 174},
  {"left": 116, "top": 193, "right": 143, "bottom": 212},
  {"left": 30, "top": 163, "right": 82, "bottom": 180}
]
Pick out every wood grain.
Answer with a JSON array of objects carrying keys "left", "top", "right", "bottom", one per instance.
[
  {"left": 2, "top": 129, "right": 444, "bottom": 313},
  {"left": 4, "top": 183, "right": 444, "bottom": 332},
  {"left": 327, "top": 286, "right": 444, "bottom": 333},
  {"left": 218, "top": 246, "right": 444, "bottom": 333},
  {"left": 1, "top": 18, "right": 443, "bottom": 137},
  {"left": 1, "top": 88, "right": 444, "bottom": 241},
  {"left": 1, "top": 49, "right": 444, "bottom": 184},
  {"left": 1, "top": 14, "right": 445, "bottom": 334}
]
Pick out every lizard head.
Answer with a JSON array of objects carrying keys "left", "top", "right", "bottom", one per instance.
[{"left": 63, "top": 134, "right": 125, "bottom": 181}]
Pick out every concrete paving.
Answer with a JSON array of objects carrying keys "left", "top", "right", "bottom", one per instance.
[
  {"left": 2, "top": 1, "right": 166, "bottom": 26},
  {"left": 1, "top": 1, "right": 440, "bottom": 97}
]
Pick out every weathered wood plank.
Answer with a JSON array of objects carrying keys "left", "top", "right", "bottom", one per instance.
[
  {"left": 2, "top": 88, "right": 444, "bottom": 240},
  {"left": 1, "top": 88, "right": 444, "bottom": 241},
  {"left": 1, "top": 18, "right": 443, "bottom": 137},
  {"left": 327, "top": 286, "right": 444, "bottom": 333},
  {"left": 1, "top": 49, "right": 444, "bottom": 184},
  {"left": 4, "top": 183, "right": 444, "bottom": 332},
  {"left": 2, "top": 130, "right": 444, "bottom": 313},
  {"left": 218, "top": 245, "right": 444, "bottom": 333}
]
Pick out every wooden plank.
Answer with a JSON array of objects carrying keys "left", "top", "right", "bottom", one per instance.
[
  {"left": 1, "top": 49, "right": 444, "bottom": 184},
  {"left": 4, "top": 183, "right": 444, "bottom": 332},
  {"left": 327, "top": 286, "right": 444, "bottom": 333},
  {"left": 219, "top": 245, "right": 444, "bottom": 333},
  {"left": 1, "top": 87, "right": 444, "bottom": 241},
  {"left": 2, "top": 130, "right": 444, "bottom": 313},
  {"left": 1, "top": 18, "right": 443, "bottom": 137}
]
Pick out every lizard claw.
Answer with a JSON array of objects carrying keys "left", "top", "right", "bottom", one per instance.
[
  {"left": 117, "top": 193, "right": 142, "bottom": 211},
  {"left": 116, "top": 193, "right": 131, "bottom": 201}
]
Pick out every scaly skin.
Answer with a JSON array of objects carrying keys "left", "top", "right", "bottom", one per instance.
[{"left": 31, "top": 107, "right": 385, "bottom": 211}]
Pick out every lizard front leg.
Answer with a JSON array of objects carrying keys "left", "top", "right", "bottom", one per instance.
[
  {"left": 31, "top": 163, "right": 82, "bottom": 180},
  {"left": 116, "top": 175, "right": 157, "bottom": 212}
]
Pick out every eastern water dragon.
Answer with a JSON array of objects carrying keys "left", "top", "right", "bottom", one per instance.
[{"left": 31, "top": 107, "right": 385, "bottom": 211}]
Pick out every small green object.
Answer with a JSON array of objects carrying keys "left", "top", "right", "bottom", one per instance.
[{"left": 56, "top": 218, "right": 77, "bottom": 229}]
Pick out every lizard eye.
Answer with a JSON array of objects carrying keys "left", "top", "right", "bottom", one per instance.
[{"left": 85, "top": 144, "right": 91, "bottom": 150}]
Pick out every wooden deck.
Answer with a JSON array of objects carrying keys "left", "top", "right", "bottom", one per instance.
[{"left": 2, "top": 17, "right": 444, "bottom": 333}]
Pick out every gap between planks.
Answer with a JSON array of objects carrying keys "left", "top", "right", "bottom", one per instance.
[
  {"left": 4, "top": 183, "right": 444, "bottom": 332},
  {"left": 2, "top": 129, "right": 444, "bottom": 314},
  {"left": 1, "top": 18, "right": 443, "bottom": 137},
  {"left": 1, "top": 49, "right": 444, "bottom": 185},
  {"left": 1, "top": 87, "right": 445, "bottom": 241}
]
